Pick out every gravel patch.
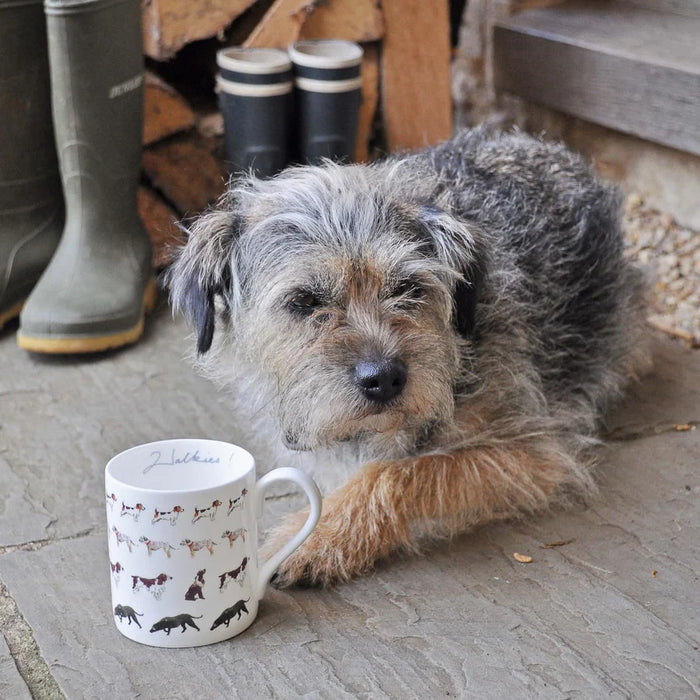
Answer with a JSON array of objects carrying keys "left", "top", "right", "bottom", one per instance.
[{"left": 623, "top": 193, "right": 699, "bottom": 348}]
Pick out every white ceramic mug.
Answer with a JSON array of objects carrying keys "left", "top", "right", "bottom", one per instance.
[{"left": 105, "top": 439, "right": 322, "bottom": 648}]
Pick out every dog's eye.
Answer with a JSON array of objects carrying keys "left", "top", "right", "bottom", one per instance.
[{"left": 287, "top": 290, "right": 322, "bottom": 316}]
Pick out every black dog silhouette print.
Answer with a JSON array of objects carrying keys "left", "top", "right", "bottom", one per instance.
[
  {"left": 210, "top": 599, "right": 250, "bottom": 630},
  {"left": 149, "top": 613, "right": 203, "bottom": 635}
]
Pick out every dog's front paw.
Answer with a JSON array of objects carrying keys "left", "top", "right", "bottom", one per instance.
[{"left": 261, "top": 507, "right": 370, "bottom": 588}]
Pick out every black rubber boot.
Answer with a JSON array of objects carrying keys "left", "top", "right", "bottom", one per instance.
[
  {"left": 217, "top": 47, "right": 293, "bottom": 178},
  {"left": 18, "top": 0, "right": 155, "bottom": 354},
  {"left": 289, "top": 40, "right": 363, "bottom": 164},
  {"left": 0, "top": 0, "right": 63, "bottom": 331}
]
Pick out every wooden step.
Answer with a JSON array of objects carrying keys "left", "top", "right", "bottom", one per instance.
[{"left": 494, "top": 0, "right": 700, "bottom": 156}]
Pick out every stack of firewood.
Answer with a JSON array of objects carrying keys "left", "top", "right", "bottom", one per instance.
[{"left": 139, "top": 0, "right": 453, "bottom": 267}]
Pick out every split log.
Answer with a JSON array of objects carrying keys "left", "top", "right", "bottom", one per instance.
[
  {"left": 142, "top": 0, "right": 257, "bottom": 60},
  {"left": 243, "top": 0, "right": 306, "bottom": 48},
  {"left": 138, "top": 187, "right": 184, "bottom": 268},
  {"left": 143, "top": 72, "right": 196, "bottom": 146},
  {"left": 300, "top": 0, "right": 384, "bottom": 43},
  {"left": 196, "top": 112, "right": 225, "bottom": 140},
  {"left": 245, "top": 0, "right": 384, "bottom": 49},
  {"left": 142, "top": 134, "right": 226, "bottom": 217},
  {"left": 380, "top": 0, "right": 452, "bottom": 150},
  {"left": 355, "top": 43, "right": 380, "bottom": 162}
]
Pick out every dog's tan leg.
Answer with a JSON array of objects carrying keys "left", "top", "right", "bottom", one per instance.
[{"left": 266, "top": 439, "right": 572, "bottom": 587}]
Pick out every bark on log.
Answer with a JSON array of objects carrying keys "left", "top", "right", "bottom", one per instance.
[
  {"left": 142, "top": 0, "right": 257, "bottom": 60},
  {"left": 300, "top": 0, "right": 384, "bottom": 42},
  {"left": 143, "top": 72, "right": 196, "bottom": 146},
  {"left": 245, "top": 0, "right": 384, "bottom": 49},
  {"left": 355, "top": 43, "right": 380, "bottom": 162},
  {"left": 138, "top": 186, "right": 184, "bottom": 268},
  {"left": 142, "top": 134, "right": 225, "bottom": 217}
]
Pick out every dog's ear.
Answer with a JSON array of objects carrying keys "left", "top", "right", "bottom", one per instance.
[
  {"left": 166, "top": 197, "right": 241, "bottom": 354},
  {"left": 417, "top": 204, "right": 486, "bottom": 338}
]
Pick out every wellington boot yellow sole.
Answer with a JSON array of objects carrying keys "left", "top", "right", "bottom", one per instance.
[
  {"left": 17, "top": 277, "right": 158, "bottom": 354},
  {"left": 0, "top": 300, "right": 25, "bottom": 332}
]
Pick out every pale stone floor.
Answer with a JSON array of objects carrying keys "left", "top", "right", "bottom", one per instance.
[{"left": 0, "top": 302, "right": 698, "bottom": 699}]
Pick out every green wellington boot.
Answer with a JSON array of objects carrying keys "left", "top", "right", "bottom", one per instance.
[
  {"left": 0, "top": 0, "right": 63, "bottom": 331},
  {"left": 18, "top": 0, "right": 155, "bottom": 354}
]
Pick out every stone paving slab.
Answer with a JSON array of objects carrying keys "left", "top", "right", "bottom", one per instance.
[
  {"left": 525, "top": 432, "right": 699, "bottom": 640},
  {"left": 0, "top": 429, "right": 697, "bottom": 698},
  {"left": 1, "top": 307, "right": 698, "bottom": 698},
  {"left": 0, "top": 453, "right": 54, "bottom": 548},
  {"left": 604, "top": 335, "right": 700, "bottom": 434},
  {"left": 0, "top": 305, "right": 297, "bottom": 547},
  {"left": 0, "top": 633, "right": 30, "bottom": 700},
  {"left": 0, "top": 424, "right": 700, "bottom": 699}
]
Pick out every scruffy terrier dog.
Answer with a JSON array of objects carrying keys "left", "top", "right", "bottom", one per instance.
[{"left": 168, "top": 128, "right": 648, "bottom": 587}]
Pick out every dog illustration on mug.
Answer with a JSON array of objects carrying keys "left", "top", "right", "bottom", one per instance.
[
  {"left": 111, "top": 526, "right": 135, "bottom": 552},
  {"left": 180, "top": 538, "right": 218, "bottom": 557},
  {"left": 184, "top": 569, "right": 207, "bottom": 601},
  {"left": 152, "top": 505, "right": 184, "bottom": 525},
  {"left": 120, "top": 501, "right": 146, "bottom": 521},
  {"left": 168, "top": 127, "right": 649, "bottom": 586},
  {"left": 222, "top": 528, "right": 247, "bottom": 547},
  {"left": 218, "top": 557, "right": 248, "bottom": 591},
  {"left": 139, "top": 536, "right": 177, "bottom": 558},
  {"left": 210, "top": 599, "right": 250, "bottom": 630},
  {"left": 114, "top": 604, "right": 143, "bottom": 628},
  {"left": 131, "top": 572, "right": 172, "bottom": 600},
  {"left": 149, "top": 613, "right": 202, "bottom": 636},
  {"left": 227, "top": 489, "right": 248, "bottom": 515},
  {"left": 192, "top": 499, "right": 222, "bottom": 523},
  {"left": 110, "top": 561, "right": 125, "bottom": 584}
]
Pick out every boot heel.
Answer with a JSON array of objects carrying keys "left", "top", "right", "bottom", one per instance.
[
  {"left": 0, "top": 300, "right": 24, "bottom": 332},
  {"left": 17, "top": 277, "right": 158, "bottom": 354},
  {"left": 143, "top": 277, "right": 159, "bottom": 315}
]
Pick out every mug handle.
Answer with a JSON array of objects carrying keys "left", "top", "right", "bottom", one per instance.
[{"left": 254, "top": 467, "right": 322, "bottom": 599}]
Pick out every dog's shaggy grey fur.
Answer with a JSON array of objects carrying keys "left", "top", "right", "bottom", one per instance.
[{"left": 167, "top": 127, "right": 648, "bottom": 585}]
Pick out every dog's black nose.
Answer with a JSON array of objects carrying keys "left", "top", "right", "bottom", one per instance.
[{"left": 353, "top": 358, "right": 407, "bottom": 403}]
